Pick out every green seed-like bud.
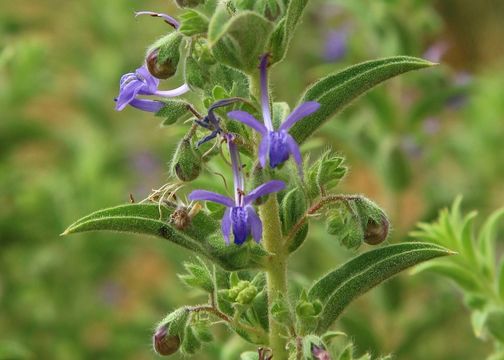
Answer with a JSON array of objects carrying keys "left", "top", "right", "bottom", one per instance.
[
  {"left": 355, "top": 198, "right": 390, "bottom": 245},
  {"left": 148, "top": 32, "right": 183, "bottom": 80},
  {"left": 153, "top": 324, "right": 181, "bottom": 356},
  {"left": 171, "top": 139, "right": 202, "bottom": 182},
  {"left": 175, "top": 0, "right": 205, "bottom": 8},
  {"left": 236, "top": 285, "right": 258, "bottom": 305}
]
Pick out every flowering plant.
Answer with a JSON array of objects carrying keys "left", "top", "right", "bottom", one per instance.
[{"left": 63, "top": 1, "right": 451, "bottom": 358}]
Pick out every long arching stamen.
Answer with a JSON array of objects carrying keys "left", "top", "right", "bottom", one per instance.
[
  {"left": 227, "top": 135, "right": 245, "bottom": 206},
  {"left": 259, "top": 54, "right": 274, "bottom": 132}
]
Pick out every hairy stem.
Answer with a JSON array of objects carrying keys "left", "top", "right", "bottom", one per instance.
[
  {"left": 250, "top": 69, "right": 289, "bottom": 358},
  {"left": 285, "top": 194, "right": 361, "bottom": 248},
  {"left": 260, "top": 194, "right": 290, "bottom": 359}
]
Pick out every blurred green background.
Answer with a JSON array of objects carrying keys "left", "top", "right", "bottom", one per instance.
[{"left": 1, "top": 0, "right": 503, "bottom": 359}]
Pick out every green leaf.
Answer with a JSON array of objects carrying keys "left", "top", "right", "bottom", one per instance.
[
  {"left": 486, "top": 310, "right": 504, "bottom": 343},
  {"left": 290, "top": 57, "right": 435, "bottom": 144},
  {"left": 269, "top": 0, "right": 308, "bottom": 64},
  {"left": 178, "top": 10, "right": 209, "bottom": 36},
  {"left": 477, "top": 207, "right": 504, "bottom": 275},
  {"left": 411, "top": 261, "right": 481, "bottom": 292},
  {"left": 308, "top": 242, "right": 451, "bottom": 332},
  {"left": 63, "top": 204, "right": 264, "bottom": 271},
  {"left": 208, "top": 10, "right": 274, "bottom": 73},
  {"left": 498, "top": 260, "right": 504, "bottom": 301},
  {"left": 155, "top": 99, "right": 193, "bottom": 126}
]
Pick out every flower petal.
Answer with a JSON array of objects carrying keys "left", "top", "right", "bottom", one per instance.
[
  {"left": 135, "top": 11, "right": 180, "bottom": 29},
  {"left": 155, "top": 83, "right": 190, "bottom": 98},
  {"left": 115, "top": 79, "right": 143, "bottom": 111},
  {"left": 259, "top": 54, "right": 274, "bottom": 131},
  {"left": 279, "top": 101, "right": 320, "bottom": 131},
  {"left": 136, "top": 65, "right": 159, "bottom": 93},
  {"left": 246, "top": 206, "right": 262, "bottom": 243},
  {"left": 287, "top": 134, "right": 303, "bottom": 175},
  {"left": 231, "top": 207, "right": 249, "bottom": 245},
  {"left": 258, "top": 136, "right": 269, "bottom": 168},
  {"left": 244, "top": 180, "right": 285, "bottom": 205},
  {"left": 128, "top": 98, "right": 165, "bottom": 113},
  {"left": 227, "top": 110, "right": 267, "bottom": 136},
  {"left": 188, "top": 190, "right": 234, "bottom": 207},
  {"left": 221, "top": 207, "right": 232, "bottom": 245}
]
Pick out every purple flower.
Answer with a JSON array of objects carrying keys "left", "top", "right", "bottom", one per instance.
[
  {"left": 423, "top": 41, "right": 449, "bottom": 63},
  {"left": 227, "top": 54, "right": 320, "bottom": 175},
  {"left": 115, "top": 65, "right": 189, "bottom": 112},
  {"left": 324, "top": 29, "right": 348, "bottom": 62},
  {"left": 189, "top": 135, "right": 285, "bottom": 245},
  {"left": 135, "top": 11, "right": 179, "bottom": 29},
  {"left": 195, "top": 98, "right": 243, "bottom": 146}
]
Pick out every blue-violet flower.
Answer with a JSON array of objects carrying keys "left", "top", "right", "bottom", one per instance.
[
  {"left": 115, "top": 65, "right": 189, "bottom": 112},
  {"left": 189, "top": 135, "right": 285, "bottom": 245},
  {"left": 227, "top": 54, "right": 320, "bottom": 174}
]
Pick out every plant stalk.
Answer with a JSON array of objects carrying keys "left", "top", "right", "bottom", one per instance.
[{"left": 260, "top": 194, "right": 289, "bottom": 359}]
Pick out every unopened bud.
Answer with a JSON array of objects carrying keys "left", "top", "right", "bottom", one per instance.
[
  {"left": 153, "top": 324, "right": 181, "bottom": 356},
  {"left": 147, "top": 32, "right": 183, "bottom": 79},
  {"left": 355, "top": 198, "right": 390, "bottom": 246},
  {"left": 171, "top": 139, "right": 202, "bottom": 182},
  {"left": 175, "top": 0, "right": 205, "bottom": 8},
  {"left": 364, "top": 215, "right": 389, "bottom": 245}
]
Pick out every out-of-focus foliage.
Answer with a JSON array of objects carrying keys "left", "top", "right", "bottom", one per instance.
[
  {"left": 412, "top": 198, "right": 504, "bottom": 359},
  {"left": 1, "top": 0, "right": 504, "bottom": 359}
]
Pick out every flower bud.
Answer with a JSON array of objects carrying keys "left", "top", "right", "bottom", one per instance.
[
  {"left": 171, "top": 139, "right": 202, "bottom": 182},
  {"left": 147, "top": 32, "right": 183, "bottom": 79},
  {"left": 355, "top": 198, "right": 390, "bottom": 245},
  {"left": 153, "top": 324, "right": 181, "bottom": 356},
  {"left": 364, "top": 215, "right": 389, "bottom": 245},
  {"left": 175, "top": 0, "right": 205, "bottom": 8}
]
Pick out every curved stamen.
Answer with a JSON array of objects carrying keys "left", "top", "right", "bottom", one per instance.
[{"left": 259, "top": 54, "right": 274, "bottom": 132}]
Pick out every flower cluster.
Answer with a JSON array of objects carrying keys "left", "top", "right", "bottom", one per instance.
[
  {"left": 114, "top": 12, "right": 320, "bottom": 246},
  {"left": 189, "top": 135, "right": 285, "bottom": 245}
]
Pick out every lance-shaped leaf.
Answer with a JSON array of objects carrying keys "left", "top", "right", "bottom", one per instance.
[
  {"left": 269, "top": 0, "right": 308, "bottom": 64},
  {"left": 308, "top": 242, "right": 452, "bottom": 332},
  {"left": 208, "top": 9, "right": 274, "bottom": 73},
  {"left": 62, "top": 204, "right": 266, "bottom": 271},
  {"left": 290, "top": 56, "right": 436, "bottom": 144}
]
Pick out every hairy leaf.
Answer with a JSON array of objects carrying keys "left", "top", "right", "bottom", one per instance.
[
  {"left": 269, "top": 0, "right": 308, "bottom": 64},
  {"left": 308, "top": 242, "right": 451, "bottom": 332},
  {"left": 209, "top": 10, "right": 274, "bottom": 73},
  {"left": 63, "top": 204, "right": 264, "bottom": 271},
  {"left": 290, "top": 56, "right": 435, "bottom": 144}
]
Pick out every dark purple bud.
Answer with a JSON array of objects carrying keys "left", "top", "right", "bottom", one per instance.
[
  {"left": 364, "top": 215, "right": 389, "bottom": 245},
  {"left": 153, "top": 325, "right": 181, "bottom": 356},
  {"left": 147, "top": 48, "right": 177, "bottom": 80}
]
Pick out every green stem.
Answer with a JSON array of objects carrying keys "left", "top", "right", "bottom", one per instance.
[
  {"left": 250, "top": 70, "right": 290, "bottom": 359},
  {"left": 260, "top": 195, "right": 290, "bottom": 359}
]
